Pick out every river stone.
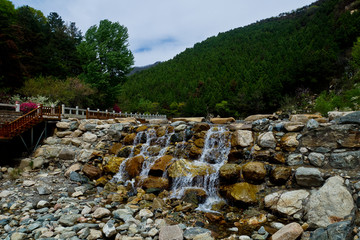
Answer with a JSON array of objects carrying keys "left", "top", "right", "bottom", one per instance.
[
  {"left": 210, "top": 117, "right": 235, "bottom": 124},
  {"left": 290, "top": 114, "right": 322, "bottom": 123},
  {"left": 280, "top": 133, "right": 299, "bottom": 152},
  {"left": 59, "top": 214, "right": 81, "bottom": 226},
  {"left": 113, "top": 208, "right": 134, "bottom": 222},
  {"left": 102, "top": 220, "right": 116, "bottom": 238},
  {"left": 265, "top": 190, "right": 309, "bottom": 217},
  {"left": 103, "top": 157, "right": 124, "bottom": 174},
  {"left": 287, "top": 153, "right": 303, "bottom": 166},
  {"left": 307, "top": 119, "right": 320, "bottom": 130},
  {"left": 192, "top": 123, "right": 210, "bottom": 132},
  {"left": 174, "top": 124, "right": 187, "bottom": 132},
  {"left": 271, "top": 222, "right": 303, "bottom": 240},
  {"left": 149, "top": 155, "right": 173, "bottom": 176},
  {"left": 117, "top": 146, "right": 133, "bottom": 158},
  {"left": 242, "top": 161, "right": 267, "bottom": 183},
  {"left": 182, "top": 188, "right": 207, "bottom": 205},
  {"left": 329, "top": 151, "right": 360, "bottom": 169},
  {"left": 295, "top": 167, "right": 324, "bottom": 187},
  {"left": 10, "top": 232, "right": 27, "bottom": 240},
  {"left": 123, "top": 133, "right": 137, "bottom": 145},
  {"left": 219, "top": 164, "right": 241, "bottom": 183},
  {"left": 82, "top": 164, "right": 102, "bottom": 179},
  {"left": 231, "top": 130, "right": 253, "bottom": 147},
  {"left": 308, "top": 152, "right": 326, "bottom": 167},
  {"left": 283, "top": 122, "right": 304, "bottom": 132},
  {"left": 184, "top": 227, "right": 212, "bottom": 240},
  {"left": 189, "top": 145, "right": 202, "bottom": 159},
  {"left": 125, "top": 155, "right": 145, "bottom": 178},
  {"left": 88, "top": 229, "right": 103, "bottom": 240},
  {"left": 58, "top": 147, "right": 76, "bottom": 160},
  {"left": 69, "top": 171, "right": 89, "bottom": 184},
  {"left": 220, "top": 182, "right": 260, "bottom": 205},
  {"left": 56, "top": 121, "right": 70, "bottom": 130},
  {"left": 270, "top": 167, "right": 292, "bottom": 185},
  {"left": 306, "top": 176, "right": 355, "bottom": 228},
  {"left": 245, "top": 114, "right": 273, "bottom": 122},
  {"left": 92, "top": 207, "right": 111, "bottom": 219},
  {"left": 159, "top": 225, "right": 183, "bottom": 240},
  {"left": 258, "top": 132, "right": 276, "bottom": 149},
  {"left": 310, "top": 221, "right": 353, "bottom": 240},
  {"left": 83, "top": 132, "right": 97, "bottom": 143},
  {"left": 338, "top": 111, "right": 360, "bottom": 124}
]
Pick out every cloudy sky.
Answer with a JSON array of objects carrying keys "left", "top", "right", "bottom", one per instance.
[{"left": 12, "top": 0, "right": 316, "bottom": 66}]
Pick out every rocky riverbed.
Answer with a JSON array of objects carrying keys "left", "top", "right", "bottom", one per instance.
[{"left": 0, "top": 111, "right": 359, "bottom": 240}]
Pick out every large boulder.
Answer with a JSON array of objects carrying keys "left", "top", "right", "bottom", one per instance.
[
  {"left": 244, "top": 114, "right": 273, "bottom": 122},
  {"left": 337, "top": 111, "right": 360, "bottom": 124},
  {"left": 265, "top": 190, "right": 309, "bottom": 217},
  {"left": 289, "top": 114, "right": 322, "bottom": 124},
  {"left": 220, "top": 182, "right": 260, "bottom": 205},
  {"left": 149, "top": 155, "right": 173, "bottom": 176},
  {"left": 136, "top": 176, "right": 169, "bottom": 190},
  {"left": 219, "top": 164, "right": 241, "bottom": 183},
  {"left": 210, "top": 117, "right": 235, "bottom": 124},
  {"left": 310, "top": 221, "right": 353, "bottom": 240},
  {"left": 123, "top": 133, "right": 137, "bottom": 145},
  {"left": 103, "top": 157, "right": 125, "bottom": 174},
  {"left": 258, "top": 132, "right": 276, "bottom": 149},
  {"left": 280, "top": 133, "right": 299, "bottom": 152},
  {"left": 329, "top": 151, "right": 360, "bottom": 169},
  {"left": 306, "top": 176, "right": 355, "bottom": 228}
]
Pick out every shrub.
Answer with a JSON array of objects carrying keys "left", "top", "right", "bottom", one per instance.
[{"left": 20, "top": 101, "right": 38, "bottom": 113}]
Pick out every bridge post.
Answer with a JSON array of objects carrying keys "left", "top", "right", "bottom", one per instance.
[
  {"left": 62, "top": 104, "right": 65, "bottom": 115},
  {"left": 15, "top": 103, "right": 20, "bottom": 112},
  {"left": 76, "top": 106, "right": 79, "bottom": 115}
]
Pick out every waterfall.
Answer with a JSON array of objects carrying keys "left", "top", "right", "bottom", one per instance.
[{"left": 170, "top": 126, "right": 231, "bottom": 212}]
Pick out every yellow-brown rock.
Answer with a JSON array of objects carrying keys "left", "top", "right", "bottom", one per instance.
[
  {"left": 82, "top": 164, "right": 102, "bottom": 180},
  {"left": 189, "top": 145, "right": 202, "bottom": 159},
  {"left": 136, "top": 125, "right": 148, "bottom": 133},
  {"left": 284, "top": 122, "right": 304, "bottom": 132},
  {"left": 281, "top": 133, "right": 299, "bottom": 152},
  {"left": 219, "top": 164, "right": 241, "bottom": 182},
  {"left": 172, "top": 117, "right": 205, "bottom": 123},
  {"left": 109, "top": 143, "right": 123, "bottom": 155},
  {"left": 150, "top": 155, "right": 173, "bottom": 176},
  {"left": 156, "top": 126, "right": 167, "bottom": 137},
  {"left": 244, "top": 114, "right": 274, "bottom": 122},
  {"left": 289, "top": 114, "right": 322, "bottom": 124},
  {"left": 167, "top": 159, "right": 215, "bottom": 178},
  {"left": 103, "top": 157, "right": 126, "bottom": 174},
  {"left": 272, "top": 152, "right": 286, "bottom": 164},
  {"left": 242, "top": 162, "right": 267, "bottom": 183},
  {"left": 192, "top": 123, "right": 210, "bottom": 132},
  {"left": 182, "top": 188, "right": 208, "bottom": 205},
  {"left": 270, "top": 167, "right": 292, "bottom": 185},
  {"left": 95, "top": 175, "right": 111, "bottom": 186},
  {"left": 220, "top": 182, "right": 260, "bottom": 205},
  {"left": 123, "top": 133, "right": 137, "bottom": 145},
  {"left": 194, "top": 138, "right": 205, "bottom": 148},
  {"left": 135, "top": 176, "right": 169, "bottom": 190},
  {"left": 210, "top": 117, "right": 236, "bottom": 124},
  {"left": 125, "top": 155, "right": 145, "bottom": 178}
]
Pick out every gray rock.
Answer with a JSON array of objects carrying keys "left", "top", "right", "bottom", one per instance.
[
  {"left": 295, "top": 167, "right": 324, "bottom": 187},
  {"left": 338, "top": 111, "right": 360, "bottom": 124},
  {"left": 287, "top": 153, "right": 303, "bottom": 166},
  {"left": 58, "top": 148, "right": 76, "bottom": 160},
  {"left": 330, "top": 151, "right": 360, "bottom": 169},
  {"left": 83, "top": 132, "right": 97, "bottom": 143},
  {"left": 171, "top": 121, "right": 186, "bottom": 127},
  {"left": 265, "top": 190, "right": 309, "bottom": 217},
  {"left": 85, "top": 123, "right": 97, "bottom": 131},
  {"left": 258, "top": 132, "right": 276, "bottom": 149},
  {"left": 183, "top": 227, "right": 212, "bottom": 240},
  {"left": 59, "top": 214, "right": 81, "bottom": 227},
  {"left": 78, "top": 227, "right": 90, "bottom": 239},
  {"left": 92, "top": 207, "right": 110, "bottom": 219},
  {"left": 252, "top": 118, "right": 270, "bottom": 132},
  {"left": 103, "top": 220, "right": 117, "bottom": 238},
  {"left": 113, "top": 208, "right": 134, "bottom": 221},
  {"left": 306, "top": 176, "right": 355, "bottom": 228},
  {"left": 306, "top": 119, "right": 319, "bottom": 130},
  {"left": 308, "top": 152, "right": 325, "bottom": 167},
  {"left": 69, "top": 171, "right": 89, "bottom": 184},
  {"left": 10, "top": 232, "right": 27, "bottom": 240},
  {"left": 159, "top": 225, "right": 183, "bottom": 240},
  {"left": 310, "top": 221, "right": 353, "bottom": 240},
  {"left": 37, "top": 186, "right": 52, "bottom": 195}
]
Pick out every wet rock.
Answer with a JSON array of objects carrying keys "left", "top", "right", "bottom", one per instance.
[
  {"left": 280, "top": 133, "right": 299, "bottom": 152},
  {"left": 159, "top": 225, "right": 183, "bottom": 240},
  {"left": 109, "top": 143, "right": 123, "bottom": 155},
  {"left": 258, "top": 132, "right": 276, "bottom": 149},
  {"left": 123, "top": 133, "right": 137, "bottom": 145},
  {"left": 310, "top": 221, "right": 353, "bottom": 240},
  {"left": 219, "top": 164, "right": 241, "bottom": 183},
  {"left": 83, "top": 132, "right": 97, "bottom": 143},
  {"left": 306, "top": 176, "right": 355, "bottom": 228},
  {"left": 220, "top": 182, "right": 260, "bottom": 205},
  {"left": 136, "top": 176, "right": 169, "bottom": 190},
  {"left": 117, "top": 146, "right": 133, "bottom": 158},
  {"left": 194, "top": 138, "right": 205, "bottom": 148},
  {"left": 189, "top": 145, "right": 202, "bottom": 159},
  {"left": 192, "top": 123, "right": 210, "bottom": 132},
  {"left": 136, "top": 125, "right": 148, "bottom": 133},
  {"left": 231, "top": 130, "right": 253, "bottom": 147},
  {"left": 125, "top": 155, "right": 145, "bottom": 178},
  {"left": 167, "top": 159, "right": 215, "bottom": 178},
  {"left": 329, "top": 151, "right": 360, "bottom": 169},
  {"left": 270, "top": 166, "right": 291, "bottom": 185},
  {"left": 265, "top": 190, "right": 309, "bottom": 217},
  {"left": 295, "top": 167, "right": 324, "bottom": 187},
  {"left": 69, "top": 171, "right": 89, "bottom": 184},
  {"left": 171, "top": 132, "right": 184, "bottom": 143},
  {"left": 174, "top": 124, "right": 187, "bottom": 132},
  {"left": 182, "top": 188, "right": 207, "bottom": 205},
  {"left": 242, "top": 162, "right": 267, "bottom": 183},
  {"left": 306, "top": 119, "right": 319, "bottom": 130},
  {"left": 271, "top": 222, "right": 303, "bottom": 240},
  {"left": 149, "top": 155, "right": 173, "bottom": 176},
  {"left": 308, "top": 152, "right": 325, "bottom": 167},
  {"left": 287, "top": 153, "right": 303, "bottom": 166},
  {"left": 252, "top": 118, "right": 270, "bottom": 132}
]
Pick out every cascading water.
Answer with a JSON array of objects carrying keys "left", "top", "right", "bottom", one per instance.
[{"left": 170, "top": 126, "right": 232, "bottom": 212}]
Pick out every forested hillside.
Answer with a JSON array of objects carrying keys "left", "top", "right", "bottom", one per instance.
[{"left": 120, "top": 0, "right": 360, "bottom": 117}]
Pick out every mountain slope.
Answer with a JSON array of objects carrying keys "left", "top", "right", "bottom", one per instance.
[{"left": 119, "top": 0, "right": 360, "bottom": 117}]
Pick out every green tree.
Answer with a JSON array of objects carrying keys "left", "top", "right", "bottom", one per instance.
[{"left": 78, "top": 19, "right": 134, "bottom": 107}]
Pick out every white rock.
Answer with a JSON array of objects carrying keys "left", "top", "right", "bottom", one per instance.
[
  {"left": 232, "top": 130, "right": 253, "bottom": 147},
  {"left": 258, "top": 132, "right": 276, "bottom": 148},
  {"left": 0, "top": 190, "right": 13, "bottom": 198},
  {"left": 87, "top": 229, "right": 103, "bottom": 240},
  {"left": 139, "top": 209, "right": 154, "bottom": 218},
  {"left": 92, "top": 207, "right": 111, "bottom": 219},
  {"left": 103, "top": 220, "right": 117, "bottom": 238},
  {"left": 23, "top": 180, "right": 36, "bottom": 187},
  {"left": 83, "top": 132, "right": 97, "bottom": 143},
  {"left": 265, "top": 190, "right": 309, "bottom": 217}
]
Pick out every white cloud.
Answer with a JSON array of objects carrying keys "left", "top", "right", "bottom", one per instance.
[{"left": 12, "top": 0, "right": 316, "bottom": 66}]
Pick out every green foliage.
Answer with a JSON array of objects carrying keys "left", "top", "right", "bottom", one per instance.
[
  {"left": 120, "top": 0, "right": 360, "bottom": 117},
  {"left": 20, "top": 76, "right": 96, "bottom": 107},
  {"left": 78, "top": 19, "right": 134, "bottom": 108},
  {"left": 352, "top": 37, "right": 360, "bottom": 69}
]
